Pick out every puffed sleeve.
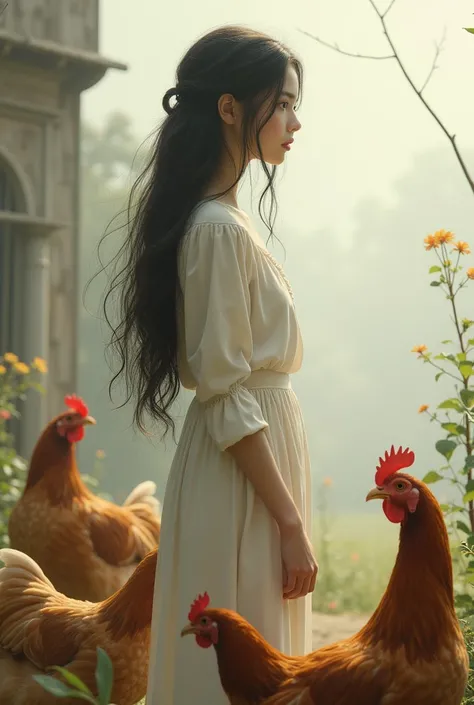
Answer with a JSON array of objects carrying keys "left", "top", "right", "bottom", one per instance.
[{"left": 180, "top": 222, "right": 269, "bottom": 451}]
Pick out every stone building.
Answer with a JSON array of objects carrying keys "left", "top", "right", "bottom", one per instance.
[{"left": 0, "top": 0, "right": 126, "bottom": 457}]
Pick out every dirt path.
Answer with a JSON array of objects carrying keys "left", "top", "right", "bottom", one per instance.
[{"left": 312, "top": 612, "right": 368, "bottom": 649}]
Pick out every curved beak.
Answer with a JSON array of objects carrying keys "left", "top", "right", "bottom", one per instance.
[
  {"left": 365, "top": 487, "right": 389, "bottom": 502},
  {"left": 180, "top": 623, "right": 197, "bottom": 638},
  {"left": 82, "top": 415, "right": 96, "bottom": 426}
]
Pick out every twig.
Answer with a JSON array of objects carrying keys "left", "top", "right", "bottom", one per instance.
[
  {"left": 297, "top": 29, "right": 394, "bottom": 60},
  {"left": 419, "top": 28, "right": 446, "bottom": 96},
  {"left": 0, "top": 3, "right": 7, "bottom": 17},
  {"left": 300, "top": 0, "right": 474, "bottom": 196}
]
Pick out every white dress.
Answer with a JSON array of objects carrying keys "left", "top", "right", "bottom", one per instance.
[{"left": 146, "top": 200, "right": 312, "bottom": 705}]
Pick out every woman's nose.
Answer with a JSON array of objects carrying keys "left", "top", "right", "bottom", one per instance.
[{"left": 290, "top": 115, "right": 302, "bottom": 133}]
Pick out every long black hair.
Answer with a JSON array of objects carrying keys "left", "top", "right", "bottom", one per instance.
[{"left": 102, "top": 25, "right": 303, "bottom": 437}]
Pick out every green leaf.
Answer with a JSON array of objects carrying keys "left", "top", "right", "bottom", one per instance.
[
  {"left": 466, "top": 479, "right": 474, "bottom": 493},
  {"left": 430, "top": 280, "right": 441, "bottom": 286},
  {"left": 457, "top": 521, "right": 472, "bottom": 535},
  {"left": 32, "top": 676, "right": 91, "bottom": 700},
  {"left": 423, "top": 470, "right": 443, "bottom": 484},
  {"left": 442, "top": 340, "right": 453, "bottom": 345},
  {"left": 466, "top": 456, "right": 474, "bottom": 470},
  {"left": 51, "top": 667, "right": 93, "bottom": 695},
  {"left": 457, "top": 352, "right": 467, "bottom": 362},
  {"left": 441, "top": 422, "right": 461, "bottom": 435},
  {"left": 459, "top": 363, "right": 473, "bottom": 379},
  {"left": 95, "top": 648, "right": 113, "bottom": 705},
  {"left": 464, "top": 490, "right": 474, "bottom": 504},
  {"left": 435, "top": 439, "right": 457, "bottom": 460},
  {"left": 438, "top": 398, "right": 464, "bottom": 412},
  {"left": 460, "top": 389, "right": 474, "bottom": 408},
  {"left": 429, "top": 265, "right": 442, "bottom": 274},
  {"left": 435, "top": 372, "right": 444, "bottom": 382},
  {"left": 465, "top": 27, "right": 474, "bottom": 34}
]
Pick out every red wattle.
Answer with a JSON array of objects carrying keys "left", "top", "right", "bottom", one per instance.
[{"left": 383, "top": 499, "right": 405, "bottom": 524}]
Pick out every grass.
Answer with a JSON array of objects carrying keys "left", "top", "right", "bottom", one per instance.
[{"left": 312, "top": 511, "right": 398, "bottom": 615}]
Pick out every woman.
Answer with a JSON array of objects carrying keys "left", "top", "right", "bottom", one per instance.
[{"left": 105, "top": 25, "right": 317, "bottom": 705}]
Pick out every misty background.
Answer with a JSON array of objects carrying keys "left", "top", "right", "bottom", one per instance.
[{"left": 76, "top": 0, "right": 474, "bottom": 514}]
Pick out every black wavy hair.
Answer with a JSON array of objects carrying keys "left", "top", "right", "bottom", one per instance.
[{"left": 102, "top": 25, "right": 303, "bottom": 437}]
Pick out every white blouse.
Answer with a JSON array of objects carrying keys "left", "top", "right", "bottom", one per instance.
[{"left": 177, "top": 200, "right": 303, "bottom": 451}]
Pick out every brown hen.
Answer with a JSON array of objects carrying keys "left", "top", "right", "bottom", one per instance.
[
  {"left": 0, "top": 547, "right": 157, "bottom": 705},
  {"left": 182, "top": 446, "right": 469, "bottom": 705},
  {"left": 8, "top": 394, "right": 161, "bottom": 601}
]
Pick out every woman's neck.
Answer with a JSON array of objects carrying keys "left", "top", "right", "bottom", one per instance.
[{"left": 202, "top": 144, "right": 246, "bottom": 208}]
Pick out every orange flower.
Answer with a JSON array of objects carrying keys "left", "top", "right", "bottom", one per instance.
[
  {"left": 424, "top": 234, "right": 439, "bottom": 251},
  {"left": 0, "top": 410, "right": 11, "bottom": 420},
  {"left": 3, "top": 352, "right": 18, "bottom": 364},
  {"left": 322, "top": 477, "right": 333, "bottom": 487},
  {"left": 434, "top": 229, "right": 455, "bottom": 244},
  {"left": 418, "top": 404, "right": 429, "bottom": 414},
  {"left": 95, "top": 449, "right": 106, "bottom": 460},
  {"left": 467, "top": 267, "right": 474, "bottom": 280},
  {"left": 411, "top": 345, "right": 428, "bottom": 355},
  {"left": 32, "top": 357, "right": 48, "bottom": 374},
  {"left": 328, "top": 601, "right": 338, "bottom": 610},
  {"left": 14, "top": 362, "right": 29, "bottom": 375},
  {"left": 453, "top": 241, "right": 471, "bottom": 255},
  {"left": 350, "top": 552, "right": 360, "bottom": 562}
]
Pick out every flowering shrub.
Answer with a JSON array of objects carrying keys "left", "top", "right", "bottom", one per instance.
[{"left": 0, "top": 352, "right": 47, "bottom": 548}]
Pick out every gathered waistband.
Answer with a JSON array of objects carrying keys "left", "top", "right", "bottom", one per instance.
[{"left": 242, "top": 369, "right": 291, "bottom": 390}]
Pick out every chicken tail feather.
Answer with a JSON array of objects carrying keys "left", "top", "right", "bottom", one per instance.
[
  {"left": 0, "top": 549, "right": 56, "bottom": 655},
  {"left": 123, "top": 480, "right": 161, "bottom": 516}
]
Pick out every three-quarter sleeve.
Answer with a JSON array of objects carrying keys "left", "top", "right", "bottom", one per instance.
[{"left": 181, "top": 222, "right": 269, "bottom": 451}]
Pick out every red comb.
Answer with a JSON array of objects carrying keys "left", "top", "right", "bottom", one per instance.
[
  {"left": 64, "top": 394, "right": 89, "bottom": 418},
  {"left": 375, "top": 445, "right": 415, "bottom": 485},
  {"left": 188, "top": 592, "right": 210, "bottom": 621}
]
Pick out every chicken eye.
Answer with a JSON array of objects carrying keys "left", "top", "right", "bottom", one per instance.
[
  {"left": 395, "top": 482, "right": 405, "bottom": 491},
  {"left": 200, "top": 616, "right": 208, "bottom": 625}
]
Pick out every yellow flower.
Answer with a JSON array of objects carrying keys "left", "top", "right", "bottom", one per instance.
[
  {"left": 95, "top": 449, "right": 106, "bottom": 460},
  {"left": 418, "top": 404, "right": 429, "bottom": 414},
  {"left": 3, "top": 352, "right": 18, "bottom": 364},
  {"left": 0, "top": 365, "right": 6, "bottom": 375},
  {"left": 411, "top": 344, "right": 428, "bottom": 355},
  {"left": 434, "top": 229, "right": 455, "bottom": 244},
  {"left": 453, "top": 241, "right": 471, "bottom": 255},
  {"left": 14, "top": 362, "right": 29, "bottom": 375},
  {"left": 322, "top": 477, "right": 333, "bottom": 487},
  {"left": 467, "top": 268, "right": 474, "bottom": 280},
  {"left": 424, "top": 234, "right": 440, "bottom": 251},
  {"left": 32, "top": 357, "right": 48, "bottom": 374}
]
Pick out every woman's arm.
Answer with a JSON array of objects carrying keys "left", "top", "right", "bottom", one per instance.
[{"left": 227, "top": 429, "right": 318, "bottom": 600}]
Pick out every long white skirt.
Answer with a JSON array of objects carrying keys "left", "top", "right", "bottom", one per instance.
[{"left": 146, "top": 374, "right": 312, "bottom": 704}]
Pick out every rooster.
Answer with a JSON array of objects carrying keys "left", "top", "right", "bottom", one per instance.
[
  {"left": 0, "top": 547, "right": 157, "bottom": 705},
  {"left": 8, "top": 394, "right": 161, "bottom": 601},
  {"left": 181, "top": 446, "right": 469, "bottom": 705}
]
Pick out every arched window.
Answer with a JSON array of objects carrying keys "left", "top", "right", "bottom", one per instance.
[{"left": 0, "top": 158, "right": 27, "bottom": 358}]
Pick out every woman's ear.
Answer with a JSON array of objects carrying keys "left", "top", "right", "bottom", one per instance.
[{"left": 217, "top": 94, "right": 238, "bottom": 125}]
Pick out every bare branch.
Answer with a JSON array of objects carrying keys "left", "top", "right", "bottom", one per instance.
[
  {"left": 419, "top": 28, "right": 446, "bottom": 96},
  {"left": 297, "top": 28, "right": 394, "bottom": 60},
  {"left": 302, "top": 0, "right": 474, "bottom": 195},
  {"left": 382, "top": 0, "right": 398, "bottom": 19}
]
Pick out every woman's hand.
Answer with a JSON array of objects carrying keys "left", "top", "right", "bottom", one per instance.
[{"left": 280, "top": 520, "right": 318, "bottom": 600}]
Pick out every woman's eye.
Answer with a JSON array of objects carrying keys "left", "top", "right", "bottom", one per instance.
[{"left": 280, "top": 102, "right": 289, "bottom": 110}]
